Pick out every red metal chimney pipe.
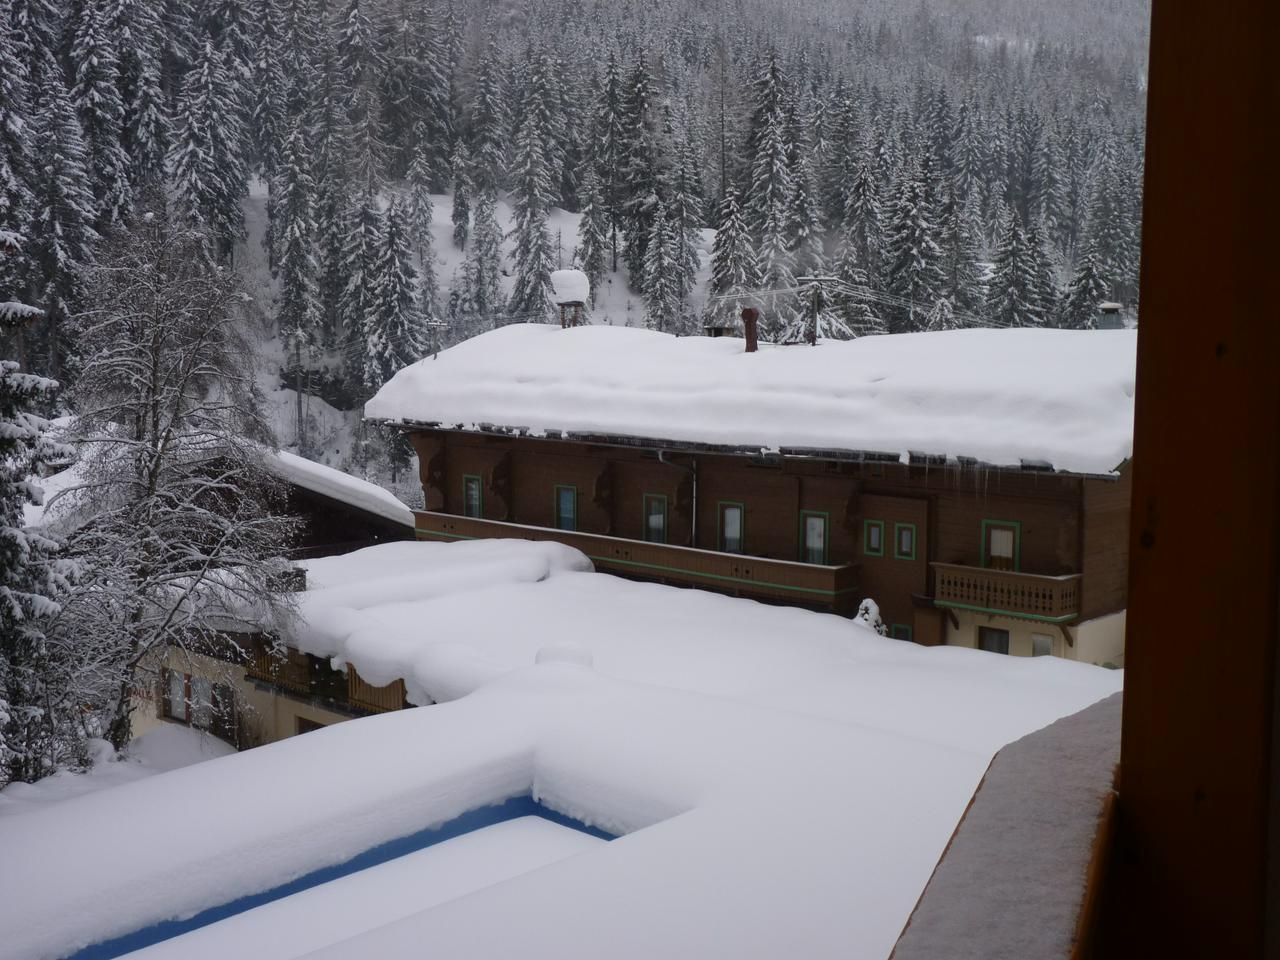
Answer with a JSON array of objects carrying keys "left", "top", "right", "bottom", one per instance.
[{"left": 741, "top": 308, "right": 759, "bottom": 353}]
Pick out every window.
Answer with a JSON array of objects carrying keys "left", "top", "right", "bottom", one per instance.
[
  {"left": 643, "top": 494, "right": 667, "bottom": 544},
  {"left": 462, "top": 475, "right": 482, "bottom": 518},
  {"left": 800, "top": 512, "right": 828, "bottom": 564},
  {"left": 719, "top": 502, "right": 745, "bottom": 554},
  {"left": 165, "top": 669, "right": 188, "bottom": 723},
  {"left": 894, "top": 523, "right": 917, "bottom": 561},
  {"left": 1032, "top": 633, "right": 1054, "bottom": 657},
  {"left": 864, "top": 520, "right": 884, "bottom": 557},
  {"left": 982, "top": 520, "right": 1021, "bottom": 571},
  {"left": 555, "top": 485, "right": 577, "bottom": 531},
  {"left": 978, "top": 627, "right": 1011, "bottom": 655},
  {"left": 891, "top": 623, "right": 913, "bottom": 642}
]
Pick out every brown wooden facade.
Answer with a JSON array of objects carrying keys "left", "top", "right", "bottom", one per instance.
[{"left": 407, "top": 428, "right": 1131, "bottom": 644}]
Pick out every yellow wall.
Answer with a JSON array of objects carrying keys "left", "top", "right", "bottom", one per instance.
[{"left": 943, "top": 609, "right": 1126, "bottom": 666}]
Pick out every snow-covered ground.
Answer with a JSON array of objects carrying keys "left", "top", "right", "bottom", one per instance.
[
  {"left": 0, "top": 540, "right": 1121, "bottom": 960},
  {"left": 367, "top": 323, "right": 1137, "bottom": 476},
  {"left": 0, "top": 725, "right": 234, "bottom": 821}
]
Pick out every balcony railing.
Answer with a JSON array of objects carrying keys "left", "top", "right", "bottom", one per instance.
[
  {"left": 415, "top": 511, "right": 860, "bottom": 615},
  {"left": 931, "top": 562, "right": 1081, "bottom": 623},
  {"left": 247, "top": 646, "right": 406, "bottom": 714}
]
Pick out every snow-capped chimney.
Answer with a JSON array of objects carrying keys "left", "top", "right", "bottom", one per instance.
[{"left": 741, "top": 308, "right": 759, "bottom": 353}]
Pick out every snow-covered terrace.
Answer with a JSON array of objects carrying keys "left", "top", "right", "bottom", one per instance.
[
  {"left": 0, "top": 541, "right": 1122, "bottom": 959},
  {"left": 366, "top": 325, "right": 1138, "bottom": 477}
]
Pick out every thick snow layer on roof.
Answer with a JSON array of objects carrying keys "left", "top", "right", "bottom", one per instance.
[
  {"left": 366, "top": 324, "right": 1137, "bottom": 476},
  {"left": 0, "top": 541, "right": 1121, "bottom": 960},
  {"left": 266, "top": 450, "right": 414, "bottom": 528}
]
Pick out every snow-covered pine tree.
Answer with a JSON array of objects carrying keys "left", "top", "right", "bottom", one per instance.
[
  {"left": 251, "top": 0, "right": 287, "bottom": 179},
  {"left": 830, "top": 232, "right": 887, "bottom": 337},
  {"left": 381, "top": 1, "right": 451, "bottom": 183},
  {"left": 938, "top": 188, "right": 985, "bottom": 321},
  {"left": 0, "top": 355, "right": 74, "bottom": 786},
  {"left": 0, "top": 24, "right": 34, "bottom": 238},
  {"left": 619, "top": 54, "right": 660, "bottom": 285},
  {"left": 708, "top": 185, "right": 760, "bottom": 323},
  {"left": 274, "top": 120, "right": 318, "bottom": 348},
  {"left": 575, "top": 167, "right": 609, "bottom": 306},
  {"left": 987, "top": 211, "right": 1041, "bottom": 327},
  {"left": 28, "top": 79, "right": 98, "bottom": 379},
  {"left": 69, "top": 0, "right": 132, "bottom": 229},
  {"left": 336, "top": 0, "right": 379, "bottom": 90},
  {"left": 591, "top": 53, "right": 625, "bottom": 272},
  {"left": 1025, "top": 218, "right": 1060, "bottom": 324},
  {"left": 170, "top": 37, "right": 249, "bottom": 261},
  {"left": 338, "top": 190, "right": 384, "bottom": 385},
  {"left": 126, "top": 53, "right": 170, "bottom": 189},
  {"left": 507, "top": 99, "right": 555, "bottom": 321},
  {"left": 364, "top": 197, "right": 425, "bottom": 392},
  {"left": 642, "top": 200, "right": 682, "bottom": 333},
  {"left": 788, "top": 158, "right": 825, "bottom": 280},
  {"left": 450, "top": 141, "right": 471, "bottom": 251},
  {"left": 463, "top": 185, "right": 502, "bottom": 319},
  {"left": 65, "top": 202, "right": 298, "bottom": 750},
  {"left": 468, "top": 36, "right": 508, "bottom": 192},
  {"left": 667, "top": 133, "right": 704, "bottom": 302},
  {"left": 8, "top": 0, "right": 63, "bottom": 91},
  {"left": 883, "top": 174, "right": 945, "bottom": 332},
  {"left": 405, "top": 130, "right": 435, "bottom": 262},
  {"left": 1062, "top": 251, "right": 1109, "bottom": 330},
  {"left": 843, "top": 158, "right": 883, "bottom": 284}
]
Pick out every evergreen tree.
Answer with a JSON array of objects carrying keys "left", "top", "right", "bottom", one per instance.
[
  {"left": 591, "top": 54, "right": 625, "bottom": 272},
  {"left": 0, "top": 24, "right": 35, "bottom": 236},
  {"left": 709, "top": 185, "right": 759, "bottom": 322},
  {"left": 463, "top": 186, "right": 502, "bottom": 318},
  {"left": 338, "top": 191, "right": 384, "bottom": 383},
  {"left": 831, "top": 232, "right": 887, "bottom": 337},
  {"left": 365, "top": 197, "right": 425, "bottom": 392},
  {"left": 468, "top": 36, "right": 508, "bottom": 191},
  {"left": 782, "top": 277, "right": 853, "bottom": 343},
  {"left": 575, "top": 167, "right": 609, "bottom": 306},
  {"left": 170, "top": 37, "right": 249, "bottom": 260},
  {"left": 1062, "top": 251, "right": 1109, "bottom": 329},
  {"left": 988, "top": 212, "right": 1042, "bottom": 327},
  {"left": 1026, "top": 218, "right": 1060, "bottom": 323},
  {"left": 0, "top": 356, "right": 74, "bottom": 786},
  {"left": 642, "top": 201, "right": 682, "bottom": 332},
  {"left": 450, "top": 141, "right": 471, "bottom": 251},
  {"left": 619, "top": 54, "right": 660, "bottom": 284},
  {"left": 69, "top": 0, "right": 131, "bottom": 228},
  {"left": 274, "top": 121, "right": 318, "bottom": 347},
  {"left": 883, "top": 174, "right": 945, "bottom": 332},
  {"left": 843, "top": 159, "right": 883, "bottom": 283},
  {"left": 252, "top": 0, "right": 287, "bottom": 178},
  {"left": 938, "top": 189, "right": 985, "bottom": 320},
  {"left": 28, "top": 81, "right": 98, "bottom": 379},
  {"left": 508, "top": 101, "right": 555, "bottom": 320},
  {"left": 126, "top": 54, "right": 170, "bottom": 189}
]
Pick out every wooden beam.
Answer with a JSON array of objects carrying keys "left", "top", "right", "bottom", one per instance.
[{"left": 1107, "top": 0, "right": 1280, "bottom": 954}]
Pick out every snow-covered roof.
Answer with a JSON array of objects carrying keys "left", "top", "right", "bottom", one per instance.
[
  {"left": 266, "top": 450, "right": 414, "bottom": 528},
  {"left": 0, "top": 541, "right": 1121, "bottom": 960},
  {"left": 366, "top": 325, "right": 1137, "bottom": 476},
  {"left": 549, "top": 269, "right": 589, "bottom": 305}
]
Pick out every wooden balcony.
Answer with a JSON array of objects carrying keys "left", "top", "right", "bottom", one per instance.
[
  {"left": 931, "top": 562, "right": 1081, "bottom": 623},
  {"left": 247, "top": 647, "right": 407, "bottom": 714},
  {"left": 414, "top": 511, "right": 860, "bottom": 615}
]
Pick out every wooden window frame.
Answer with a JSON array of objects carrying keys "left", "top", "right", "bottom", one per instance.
[
  {"left": 980, "top": 518, "right": 1022, "bottom": 571},
  {"left": 554, "top": 484, "right": 578, "bottom": 532},
  {"left": 642, "top": 493, "right": 668, "bottom": 544},
  {"left": 462, "top": 474, "right": 483, "bottom": 518},
  {"left": 717, "top": 500, "right": 746, "bottom": 554},
  {"left": 863, "top": 519, "right": 885, "bottom": 557},
  {"left": 894, "top": 522, "right": 917, "bottom": 561},
  {"left": 890, "top": 623, "right": 913, "bottom": 642},
  {"left": 799, "top": 510, "right": 830, "bottom": 565}
]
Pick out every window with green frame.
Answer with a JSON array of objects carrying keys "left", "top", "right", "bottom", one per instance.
[
  {"left": 554, "top": 485, "right": 577, "bottom": 531},
  {"left": 462, "top": 475, "right": 483, "bottom": 518},
  {"left": 894, "top": 522, "right": 917, "bottom": 560},
  {"left": 642, "top": 493, "right": 668, "bottom": 543},
  {"left": 718, "top": 501, "right": 745, "bottom": 554},
  {"left": 890, "top": 624, "right": 913, "bottom": 642},
  {"left": 863, "top": 520, "right": 884, "bottom": 557},
  {"left": 799, "top": 511, "right": 829, "bottom": 565}
]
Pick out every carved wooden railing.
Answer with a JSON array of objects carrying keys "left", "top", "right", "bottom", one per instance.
[
  {"left": 931, "top": 562, "right": 1081, "bottom": 622},
  {"left": 247, "top": 646, "right": 406, "bottom": 714},
  {"left": 415, "top": 511, "right": 860, "bottom": 615}
]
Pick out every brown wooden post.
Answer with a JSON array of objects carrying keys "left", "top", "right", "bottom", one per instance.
[
  {"left": 1106, "top": 0, "right": 1280, "bottom": 954},
  {"left": 741, "top": 308, "right": 759, "bottom": 353}
]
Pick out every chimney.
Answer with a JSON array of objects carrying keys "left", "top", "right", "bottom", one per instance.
[{"left": 741, "top": 308, "right": 759, "bottom": 353}]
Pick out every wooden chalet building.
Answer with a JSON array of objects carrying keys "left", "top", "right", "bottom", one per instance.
[{"left": 367, "top": 320, "right": 1136, "bottom": 664}]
